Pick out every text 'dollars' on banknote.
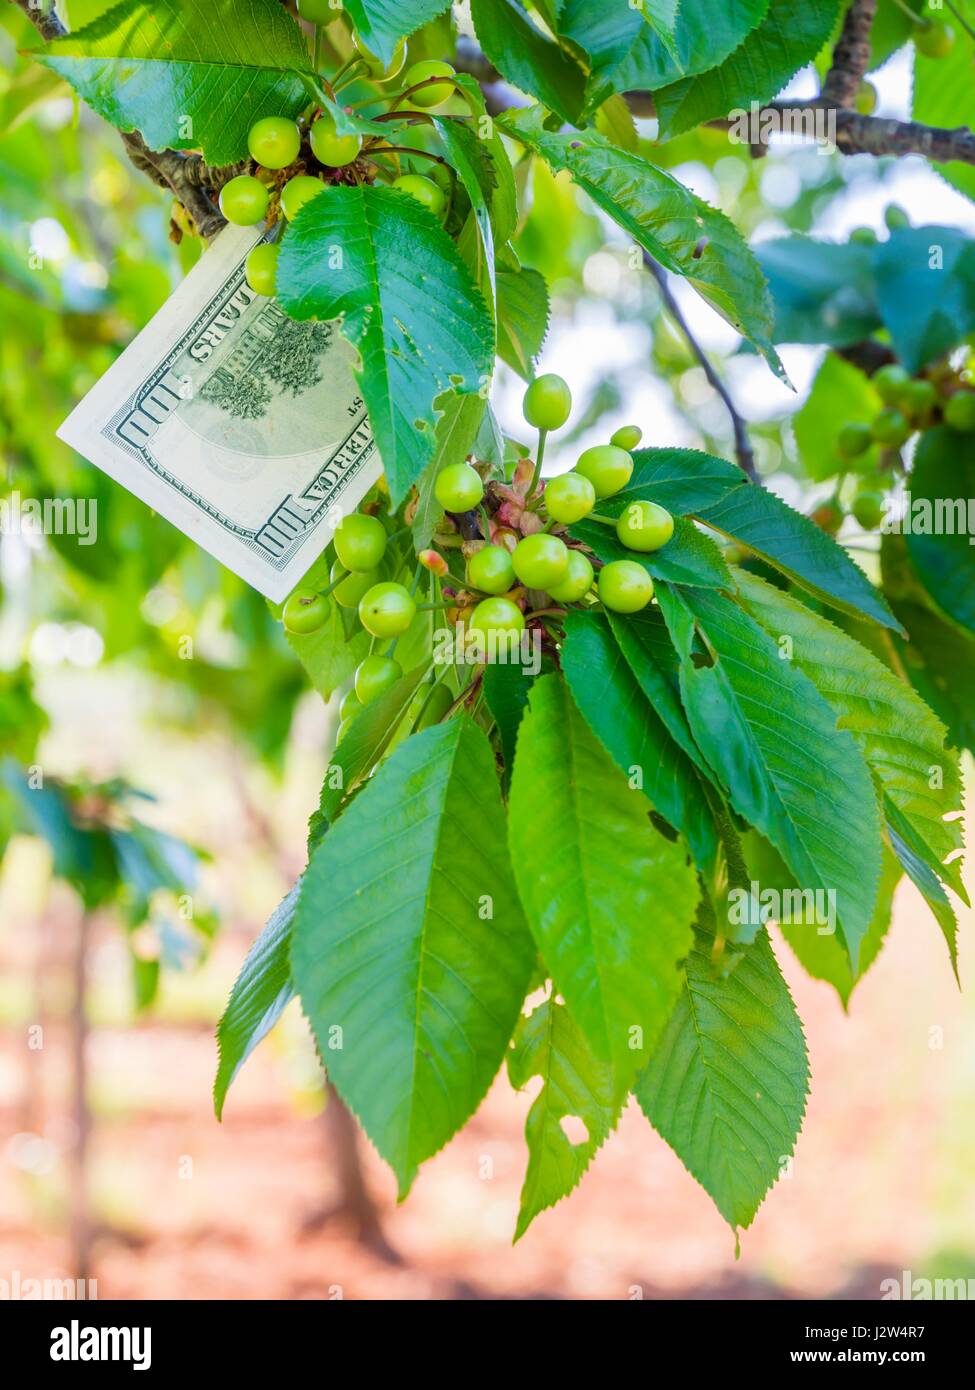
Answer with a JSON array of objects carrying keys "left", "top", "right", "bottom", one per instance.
[{"left": 58, "top": 224, "right": 382, "bottom": 602}]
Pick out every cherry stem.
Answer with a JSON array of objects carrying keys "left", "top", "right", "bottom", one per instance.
[
  {"left": 478, "top": 503, "right": 492, "bottom": 540},
  {"left": 526, "top": 607, "right": 567, "bottom": 621},
  {"left": 368, "top": 143, "right": 448, "bottom": 165},
  {"left": 415, "top": 601, "right": 451, "bottom": 612},
  {"left": 588, "top": 513, "right": 619, "bottom": 526},
  {"left": 528, "top": 429, "right": 548, "bottom": 502},
  {"left": 315, "top": 565, "right": 349, "bottom": 600},
  {"left": 333, "top": 58, "right": 370, "bottom": 93},
  {"left": 385, "top": 74, "right": 460, "bottom": 109},
  {"left": 313, "top": 24, "right": 322, "bottom": 72},
  {"left": 540, "top": 516, "right": 558, "bottom": 534}
]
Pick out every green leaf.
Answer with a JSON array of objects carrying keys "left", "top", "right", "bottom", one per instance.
[
  {"left": 736, "top": 568, "right": 967, "bottom": 905},
  {"left": 214, "top": 884, "right": 298, "bottom": 1119},
  {"left": 695, "top": 483, "right": 901, "bottom": 632},
  {"left": 605, "top": 607, "right": 705, "bottom": 767},
  {"left": 887, "top": 820, "right": 960, "bottom": 981},
  {"left": 634, "top": 920, "right": 808, "bottom": 1232},
  {"left": 499, "top": 109, "right": 786, "bottom": 380},
  {"left": 482, "top": 661, "right": 534, "bottom": 775},
  {"left": 508, "top": 996, "right": 625, "bottom": 1239},
  {"left": 469, "top": 0, "right": 587, "bottom": 123},
  {"left": 873, "top": 227, "right": 975, "bottom": 373},
  {"left": 757, "top": 236, "right": 881, "bottom": 347},
  {"left": 592, "top": 92, "right": 639, "bottom": 152},
  {"left": 906, "top": 427, "right": 975, "bottom": 635},
  {"left": 411, "top": 393, "right": 488, "bottom": 549},
  {"left": 655, "top": 583, "right": 883, "bottom": 965},
  {"left": 508, "top": 674, "right": 698, "bottom": 1083},
  {"left": 794, "top": 352, "right": 883, "bottom": 483},
  {"left": 292, "top": 718, "right": 535, "bottom": 1196},
  {"left": 440, "top": 72, "right": 518, "bottom": 248},
  {"left": 613, "top": 446, "right": 745, "bottom": 513},
  {"left": 277, "top": 185, "right": 494, "bottom": 508},
  {"left": 36, "top": 0, "right": 310, "bottom": 165},
  {"left": 571, "top": 513, "right": 732, "bottom": 589},
  {"left": 341, "top": 0, "right": 452, "bottom": 66},
  {"left": 497, "top": 264, "right": 550, "bottom": 379},
  {"left": 747, "top": 832, "right": 902, "bottom": 1009},
  {"left": 655, "top": 0, "right": 841, "bottom": 139},
  {"left": 559, "top": 0, "right": 769, "bottom": 109},
  {"left": 433, "top": 109, "right": 498, "bottom": 302},
  {"left": 890, "top": 598, "right": 975, "bottom": 758},
  {"left": 318, "top": 662, "right": 431, "bottom": 822},
  {"left": 561, "top": 610, "right": 718, "bottom": 866}
]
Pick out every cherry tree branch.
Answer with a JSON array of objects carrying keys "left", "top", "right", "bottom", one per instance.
[
  {"left": 822, "top": 0, "right": 877, "bottom": 108},
  {"left": 643, "top": 254, "right": 759, "bottom": 484}
]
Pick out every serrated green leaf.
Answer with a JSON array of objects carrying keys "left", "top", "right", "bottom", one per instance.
[
  {"left": 905, "top": 427, "right": 975, "bottom": 636},
  {"left": 470, "top": 0, "right": 587, "bottom": 123},
  {"left": 794, "top": 352, "right": 883, "bottom": 483},
  {"left": 890, "top": 597, "right": 975, "bottom": 758},
  {"left": 292, "top": 717, "right": 535, "bottom": 1196},
  {"left": 696, "top": 482, "right": 901, "bottom": 631},
  {"left": 592, "top": 92, "right": 638, "bottom": 152},
  {"left": 887, "top": 820, "right": 960, "bottom": 980},
  {"left": 559, "top": 0, "right": 769, "bottom": 109},
  {"left": 277, "top": 185, "right": 494, "bottom": 508},
  {"left": 497, "top": 264, "right": 550, "bottom": 379},
  {"left": 508, "top": 996, "right": 625, "bottom": 1239},
  {"left": 499, "top": 109, "right": 786, "bottom": 380},
  {"left": 214, "top": 883, "right": 298, "bottom": 1119},
  {"left": 36, "top": 0, "right": 310, "bottom": 165},
  {"left": 561, "top": 610, "right": 718, "bottom": 866},
  {"left": 482, "top": 661, "right": 534, "bottom": 776},
  {"left": 508, "top": 674, "right": 698, "bottom": 1083},
  {"left": 655, "top": 583, "right": 883, "bottom": 965},
  {"left": 655, "top": 0, "right": 841, "bottom": 139},
  {"left": 341, "top": 0, "right": 452, "bottom": 66},
  {"left": 433, "top": 110, "right": 497, "bottom": 303},
  {"left": 281, "top": 554, "right": 370, "bottom": 699},
  {"left": 736, "top": 568, "right": 967, "bottom": 909},
  {"left": 613, "top": 446, "right": 745, "bottom": 513},
  {"left": 571, "top": 513, "right": 732, "bottom": 589},
  {"left": 747, "top": 829, "right": 902, "bottom": 1008},
  {"left": 634, "top": 921, "right": 808, "bottom": 1232}
]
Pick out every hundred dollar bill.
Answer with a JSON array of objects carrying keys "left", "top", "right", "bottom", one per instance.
[{"left": 58, "top": 224, "right": 382, "bottom": 602}]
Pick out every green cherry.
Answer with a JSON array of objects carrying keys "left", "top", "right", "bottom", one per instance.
[
  {"left": 355, "top": 654, "right": 403, "bottom": 705},
  {"left": 310, "top": 114, "right": 361, "bottom": 168},
  {"left": 248, "top": 116, "right": 301, "bottom": 170},
  {"left": 852, "top": 488, "right": 886, "bottom": 531},
  {"left": 281, "top": 175, "right": 325, "bottom": 220},
  {"left": 331, "top": 562, "right": 378, "bottom": 609},
  {"left": 511, "top": 534, "right": 569, "bottom": 591},
  {"left": 874, "top": 363, "right": 910, "bottom": 406},
  {"left": 598, "top": 560, "right": 653, "bottom": 614},
  {"left": 403, "top": 59, "right": 455, "bottom": 109},
  {"left": 615, "top": 500, "right": 674, "bottom": 553},
  {"left": 855, "top": 80, "right": 877, "bottom": 116},
  {"left": 354, "top": 35, "right": 407, "bottom": 81},
  {"left": 871, "top": 408, "right": 911, "bottom": 447},
  {"left": 392, "top": 173, "right": 446, "bottom": 217},
  {"left": 358, "top": 581, "right": 416, "bottom": 638},
  {"left": 333, "top": 513, "right": 387, "bottom": 572},
  {"left": 610, "top": 425, "right": 643, "bottom": 451},
  {"left": 574, "top": 444, "right": 634, "bottom": 499},
  {"left": 901, "top": 379, "right": 937, "bottom": 420},
  {"left": 283, "top": 590, "right": 329, "bottom": 634},
  {"left": 945, "top": 392, "right": 975, "bottom": 431},
  {"left": 435, "top": 462, "right": 484, "bottom": 512},
  {"left": 915, "top": 19, "right": 955, "bottom": 59},
  {"left": 467, "top": 544, "right": 516, "bottom": 596},
  {"left": 339, "top": 687, "right": 361, "bottom": 721},
  {"left": 245, "top": 243, "right": 278, "bottom": 297},
  {"left": 468, "top": 596, "right": 525, "bottom": 639},
  {"left": 219, "top": 175, "right": 269, "bottom": 226},
  {"left": 544, "top": 472, "right": 596, "bottom": 525},
  {"left": 415, "top": 681, "right": 454, "bottom": 729},
  {"left": 522, "top": 374, "right": 572, "bottom": 431},
  {"left": 836, "top": 421, "right": 873, "bottom": 459},
  {"left": 547, "top": 550, "right": 594, "bottom": 604}
]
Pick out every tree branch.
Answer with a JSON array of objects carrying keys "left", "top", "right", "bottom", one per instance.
[
  {"left": 11, "top": 0, "right": 63, "bottom": 40},
  {"left": 643, "top": 253, "right": 759, "bottom": 484},
  {"left": 822, "top": 0, "right": 878, "bottom": 108}
]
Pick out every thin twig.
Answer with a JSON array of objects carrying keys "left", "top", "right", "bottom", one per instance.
[
  {"left": 822, "top": 0, "right": 878, "bottom": 108},
  {"left": 643, "top": 253, "right": 759, "bottom": 483}
]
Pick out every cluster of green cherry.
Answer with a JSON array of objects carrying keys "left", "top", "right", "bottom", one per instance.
[
  {"left": 822, "top": 360, "right": 975, "bottom": 531},
  {"left": 215, "top": 38, "right": 458, "bottom": 296},
  {"left": 282, "top": 374, "right": 676, "bottom": 724}
]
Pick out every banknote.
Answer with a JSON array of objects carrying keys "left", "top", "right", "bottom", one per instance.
[{"left": 58, "top": 224, "right": 382, "bottom": 602}]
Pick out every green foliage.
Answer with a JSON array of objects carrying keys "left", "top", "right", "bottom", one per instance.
[{"left": 36, "top": 0, "right": 310, "bottom": 164}]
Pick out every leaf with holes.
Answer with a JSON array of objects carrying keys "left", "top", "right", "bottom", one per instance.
[
  {"left": 277, "top": 185, "right": 495, "bottom": 508},
  {"left": 508, "top": 996, "right": 626, "bottom": 1240}
]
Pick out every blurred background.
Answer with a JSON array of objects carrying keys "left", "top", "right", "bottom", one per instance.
[{"left": 2, "top": 3, "right": 974, "bottom": 1299}]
